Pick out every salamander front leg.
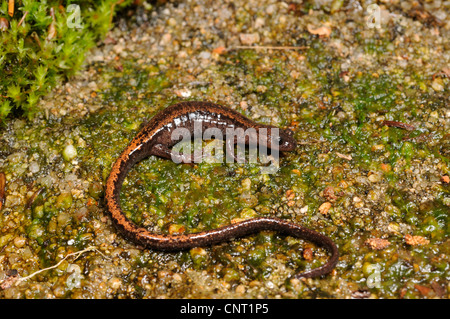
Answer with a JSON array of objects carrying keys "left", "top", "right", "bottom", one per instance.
[
  {"left": 225, "top": 139, "right": 247, "bottom": 163},
  {"left": 151, "top": 144, "right": 202, "bottom": 164}
]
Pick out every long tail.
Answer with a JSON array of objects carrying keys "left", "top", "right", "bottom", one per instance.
[
  {"left": 105, "top": 141, "right": 339, "bottom": 279},
  {"left": 143, "top": 216, "right": 339, "bottom": 279}
]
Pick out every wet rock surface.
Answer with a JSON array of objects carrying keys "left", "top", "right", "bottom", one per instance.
[{"left": 0, "top": 0, "right": 449, "bottom": 298}]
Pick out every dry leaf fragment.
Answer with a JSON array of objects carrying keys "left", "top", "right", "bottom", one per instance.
[
  {"left": 46, "top": 8, "right": 57, "bottom": 41},
  {"left": 431, "top": 281, "right": 445, "bottom": 298},
  {"left": 212, "top": 46, "right": 226, "bottom": 55},
  {"left": 336, "top": 152, "right": 352, "bottom": 160},
  {"left": 8, "top": 0, "right": 14, "bottom": 17},
  {"left": 307, "top": 24, "right": 331, "bottom": 37},
  {"left": 405, "top": 234, "right": 430, "bottom": 246},
  {"left": 414, "top": 284, "right": 431, "bottom": 296}
]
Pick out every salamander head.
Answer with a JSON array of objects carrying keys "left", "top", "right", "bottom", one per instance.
[
  {"left": 260, "top": 127, "right": 297, "bottom": 151},
  {"left": 276, "top": 128, "right": 297, "bottom": 151}
]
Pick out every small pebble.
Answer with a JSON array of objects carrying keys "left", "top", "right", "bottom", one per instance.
[
  {"left": 108, "top": 277, "right": 122, "bottom": 290},
  {"left": 239, "top": 33, "right": 260, "bottom": 45},
  {"left": 13, "top": 236, "right": 26, "bottom": 248},
  {"left": 318, "top": 202, "right": 332, "bottom": 215},
  {"left": 29, "top": 161, "right": 40, "bottom": 174},
  {"left": 62, "top": 144, "right": 77, "bottom": 161}
]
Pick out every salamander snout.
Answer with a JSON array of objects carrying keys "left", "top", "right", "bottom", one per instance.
[{"left": 276, "top": 129, "right": 297, "bottom": 151}]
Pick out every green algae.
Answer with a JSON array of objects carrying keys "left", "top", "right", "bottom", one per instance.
[{"left": 0, "top": 0, "right": 136, "bottom": 123}]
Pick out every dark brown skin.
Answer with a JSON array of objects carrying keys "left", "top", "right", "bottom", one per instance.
[{"left": 105, "top": 101, "right": 339, "bottom": 279}]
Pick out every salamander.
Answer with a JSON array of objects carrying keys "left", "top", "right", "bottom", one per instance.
[{"left": 105, "top": 101, "right": 339, "bottom": 279}]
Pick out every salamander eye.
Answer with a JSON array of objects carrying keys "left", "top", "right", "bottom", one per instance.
[{"left": 276, "top": 136, "right": 283, "bottom": 145}]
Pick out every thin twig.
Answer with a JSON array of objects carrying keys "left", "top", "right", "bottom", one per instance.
[
  {"left": 110, "top": 0, "right": 125, "bottom": 27},
  {"left": 18, "top": 11, "right": 28, "bottom": 27},
  {"left": 13, "top": 246, "right": 104, "bottom": 286},
  {"left": 232, "top": 45, "right": 309, "bottom": 50},
  {"left": 25, "top": 187, "right": 44, "bottom": 210},
  {"left": 382, "top": 120, "right": 416, "bottom": 131}
]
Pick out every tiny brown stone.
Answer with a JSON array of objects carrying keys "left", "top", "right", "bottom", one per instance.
[
  {"left": 365, "top": 238, "right": 391, "bottom": 250},
  {"left": 318, "top": 202, "right": 332, "bottom": 215},
  {"left": 323, "top": 186, "right": 337, "bottom": 201},
  {"left": 303, "top": 248, "right": 313, "bottom": 261}
]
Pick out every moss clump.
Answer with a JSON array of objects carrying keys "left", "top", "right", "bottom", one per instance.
[{"left": 0, "top": 0, "right": 136, "bottom": 123}]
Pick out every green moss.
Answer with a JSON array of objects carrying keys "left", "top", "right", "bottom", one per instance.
[
  {"left": 0, "top": 0, "right": 136, "bottom": 123},
  {"left": 246, "top": 245, "right": 267, "bottom": 267}
]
